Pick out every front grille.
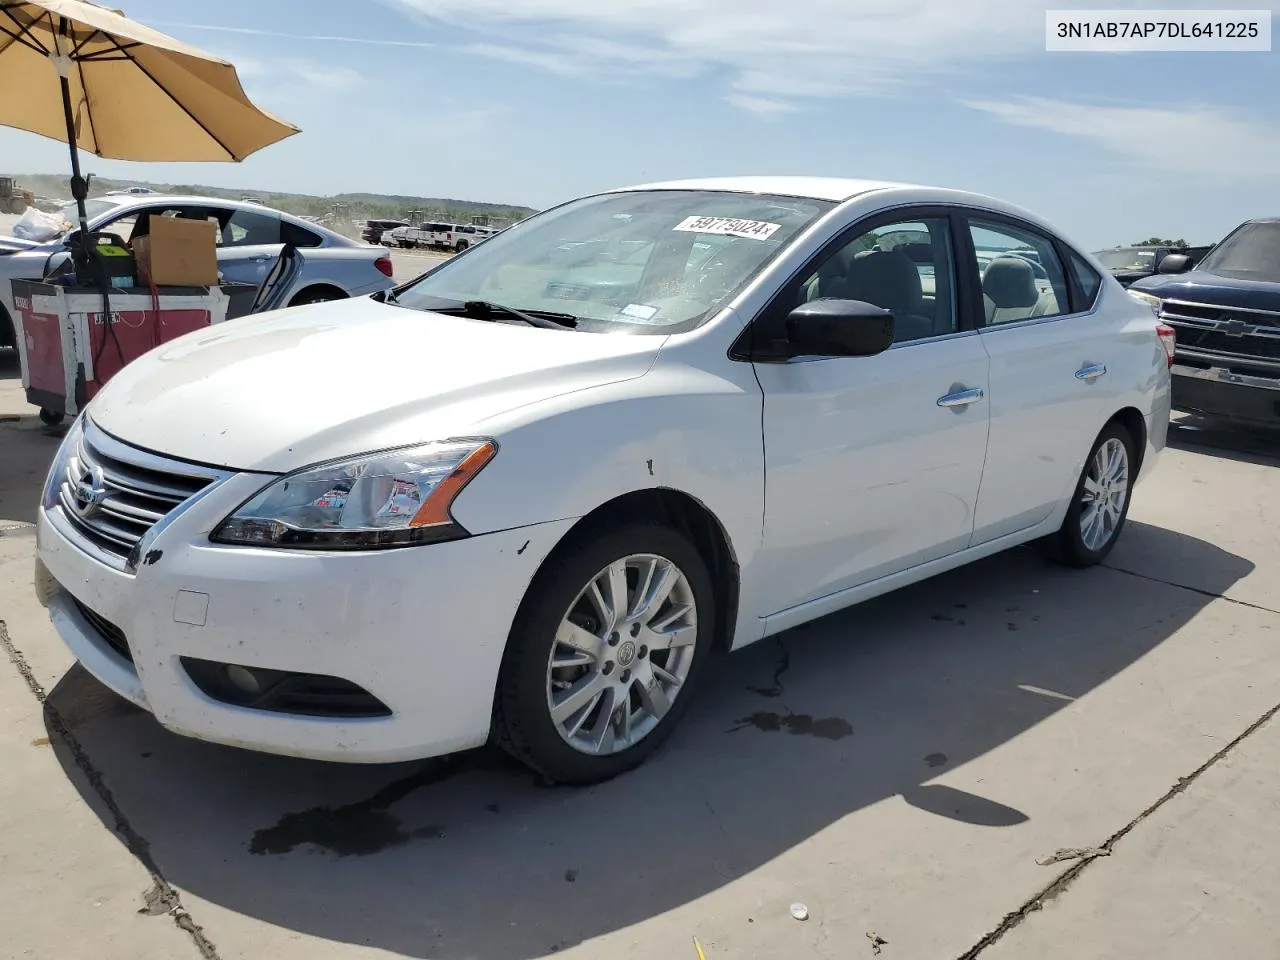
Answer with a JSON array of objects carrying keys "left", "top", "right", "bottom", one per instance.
[
  {"left": 1161, "top": 299, "right": 1280, "bottom": 365},
  {"left": 57, "top": 423, "right": 220, "bottom": 565},
  {"left": 72, "top": 597, "right": 133, "bottom": 663}
]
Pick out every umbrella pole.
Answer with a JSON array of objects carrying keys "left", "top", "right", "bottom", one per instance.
[{"left": 58, "top": 74, "right": 90, "bottom": 238}]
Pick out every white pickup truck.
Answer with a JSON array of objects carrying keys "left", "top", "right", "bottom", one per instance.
[{"left": 385, "top": 222, "right": 492, "bottom": 253}]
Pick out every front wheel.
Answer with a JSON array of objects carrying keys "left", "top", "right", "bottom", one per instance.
[
  {"left": 494, "top": 522, "right": 715, "bottom": 785},
  {"left": 39, "top": 407, "right": 65, "bottom": 426},
  {"left": 1040, "top": 421, "right": 1135, "bottom": 567}
]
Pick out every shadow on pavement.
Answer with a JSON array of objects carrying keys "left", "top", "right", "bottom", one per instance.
[
  {"left": 0, "top": 350, "right": 64, "bottom": 526},
  {"left": 45, "top": 519, "right": 1253, "bottom": 959},
  {"left": 1169, "top": 414, "right": 1280, "bottom": 468}
]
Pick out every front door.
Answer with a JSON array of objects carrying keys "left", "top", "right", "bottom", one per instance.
[{"left": 749, "top": 212, "right": 992, "bottom": 618}]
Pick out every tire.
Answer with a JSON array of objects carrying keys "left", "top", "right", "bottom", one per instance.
[
  {"left": 288, "top": 288, "right": 344, "bottom": 307},
  {"left": 495, "top": 521, "right": 716, "bottom": 785},
  {"left": 0, "top": 305, "right": 14, "bottom": 350},
  {"left": 1039, "top": 421, "right": 1136, "bottom": 568},
  {"left": 454, "top": 240, "right": 468, "bottom": 253},
  {"left": 39, "top": 408, "right": 65, "bottom": 426}
]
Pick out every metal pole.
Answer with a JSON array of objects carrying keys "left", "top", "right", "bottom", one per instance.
[{"left": 55, "top": 17, "right": 89, "bottom": 237}]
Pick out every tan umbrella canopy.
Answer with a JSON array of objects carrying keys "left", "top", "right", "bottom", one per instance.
[{"left": 0, "top": 0, "right": 299, "bottom": 233}]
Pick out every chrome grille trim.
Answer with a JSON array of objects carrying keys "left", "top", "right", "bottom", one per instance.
[{"left": 55, "top": 421, "right": 234, "bottom": 571}]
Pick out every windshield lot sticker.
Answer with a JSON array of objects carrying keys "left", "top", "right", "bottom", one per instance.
[
  {"left": 619, "top": 303, "right": 660, "bottom": 321},
  {"left": 673, "top": 216, "right": 781, "bottom": 240}
]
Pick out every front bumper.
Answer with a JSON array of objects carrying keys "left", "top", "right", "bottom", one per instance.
[
  {"left": 1171, "top": 364, "right": 1280, "bottom": 426},
  {"left": 35, "top": 478, "right": 574, "bottom": 763}
]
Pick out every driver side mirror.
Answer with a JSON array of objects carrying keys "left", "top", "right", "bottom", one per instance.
[
  {"left": 784, "top": 299, "right": 895, "bottom": 358},
  {"left": 1158, "top": 253, "right": 1191, "bottom": 275}
]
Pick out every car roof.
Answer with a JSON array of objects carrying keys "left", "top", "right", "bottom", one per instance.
[
  {"left": 611, "top": 175, "right": 916, "bottom": 202},
  {"left": 88, "top": 194, "right": 358, "bottom": 244}
]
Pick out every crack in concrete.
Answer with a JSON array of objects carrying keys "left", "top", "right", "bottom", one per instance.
[
  {"left": 1103, "top": 562, "right": 1280, "bottom": 617},
  {"left": 956, "top": 694, "right": 1280, "bottom": 959},
  {"left": 747, "top": 636, "right": 791, "bottom": 698},
  {"left": 0, "top": 621, "right": 221, "bottom": 960}
]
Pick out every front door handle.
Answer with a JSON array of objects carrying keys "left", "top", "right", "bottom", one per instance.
[
  {"left": 937, "top": 386, "right": 985, "bottom": 408},
  {"left": 1075, "top": 363, "right": 1107, "bottom": 381}
]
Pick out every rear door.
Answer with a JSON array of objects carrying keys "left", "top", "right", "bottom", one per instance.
[
  {"left": 215, "top": 207, "right": 323, "bottom": 288},
  {"left": 962, "top": 213, "right": 1122, "bottom": 544}
]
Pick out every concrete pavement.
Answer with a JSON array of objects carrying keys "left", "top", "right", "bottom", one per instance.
[{"left": 2, "top": 345, "right": 1280, "bottom": 960}]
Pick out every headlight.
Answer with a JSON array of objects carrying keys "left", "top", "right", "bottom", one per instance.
[
  {"left": 211, "top": 440, "right": 496, "bottom": 550},
  {"left": 1128, "top": 290, "right": 1162, "bottom": 316}
]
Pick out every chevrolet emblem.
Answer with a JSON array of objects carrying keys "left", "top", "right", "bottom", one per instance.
[{"left": 1217, "top": 317, "right": 1252, "bottom": 337}]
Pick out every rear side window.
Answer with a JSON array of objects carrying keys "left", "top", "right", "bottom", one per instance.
[
  {"left": 1068, "top": 251, "right": 1102, "bottom": 310},
  {"left": 281, "top": 219, "right": 322, "bottom": 248}
]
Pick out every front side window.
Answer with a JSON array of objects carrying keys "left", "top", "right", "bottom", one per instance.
[
  {"left": 1197, "top": 221, "right": 1280, "bottom": 280},
  {"left": 393, "top": 190, "right": 834, "bottom": 333},
  {"left": 788, "top": 217, "right": 958, "bottom": 344},
  {"left": 969, "top": 220, "right": 1070, "bottom": 326},
  {"left": 1094, "top": 247, "right": 1158, "bottom": 271}
]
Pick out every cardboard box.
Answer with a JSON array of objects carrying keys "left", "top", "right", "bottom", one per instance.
[{"left": 133, "top": 216, "right": 219, "bottom": 287}]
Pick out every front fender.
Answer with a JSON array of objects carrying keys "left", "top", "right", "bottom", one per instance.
[{"left": 451, "top": 363, "right": 766, "bottom": 643}]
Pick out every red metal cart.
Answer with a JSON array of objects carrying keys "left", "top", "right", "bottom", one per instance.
[{"left": 11, "top": 279, "right": 230, "bottom": 424}]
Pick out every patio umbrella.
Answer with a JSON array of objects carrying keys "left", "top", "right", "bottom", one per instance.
[{"left": 0, "top": 0, "right": 299, "bottom": 237}]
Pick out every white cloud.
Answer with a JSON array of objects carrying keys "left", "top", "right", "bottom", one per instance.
[
  {"left": 962, "top": 96, "right": 1280, "bottom": 180},
  {"left": 392, "top": 0, "right": 1279, "bottom": 109},
  {"left": 724, "top": 94, "right": 800, "bottom": 118}
]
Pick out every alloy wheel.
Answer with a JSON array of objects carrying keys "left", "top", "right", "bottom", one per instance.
[
  {"left": 545, "top": 554, "right": 698, "bottom": 756},
  {"left": 1079, "top": 437, "right": 1129, "bottom": 552}
]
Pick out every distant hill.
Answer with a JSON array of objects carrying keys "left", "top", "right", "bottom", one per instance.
[{"left": 6, "top": 173, "right": 539, "bottom": 230}]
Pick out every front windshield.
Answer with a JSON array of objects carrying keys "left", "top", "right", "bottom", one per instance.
[
  {"left": 1095, "top": 247, "right": 1157, "bottom": 271},
  {"left": 1197, "top": 221, "right": 1280, "bottom": 280},
  {"left": 393, "top": 189, "right": 835, "bottom": 333}
]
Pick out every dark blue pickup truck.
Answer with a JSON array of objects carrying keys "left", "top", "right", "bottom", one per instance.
[{"left": 1129, "top": 218, "right": 1280, "bottom": 427}]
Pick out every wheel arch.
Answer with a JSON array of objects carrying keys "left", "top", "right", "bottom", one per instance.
[
  {"left": 530, "top": 487, "right": 742, "bottom": 656},
  {"left": 287, "top": 283, "right": 348, "bottom": 307},
  {"left": 1106, "top": 405, "right": 1147, "bottom": 476}
]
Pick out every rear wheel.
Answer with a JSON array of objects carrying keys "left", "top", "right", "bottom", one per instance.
[
  {"left": 454, "top": 240, "right": 469, "bottom": 253},
  {"left": 495, "top": 522, "right": 714, "bottom": 784},
  {"left": 1040, "top": 421, "right": 1135, "bottom": 567},
  {"left": 288, "top": 288, "right": 345, "bottom": 307},
  {"left": 39, "top": 408, "right": 64, "bottom": 426}
]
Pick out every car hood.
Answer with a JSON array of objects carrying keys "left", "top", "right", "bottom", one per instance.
[
  {"left": 87, "top": 298, "right": 664, "bottom": 473},
  {"left": 1130, "top": 270, "right": 1280, "bottom": 312},
  {"left": 0, "top": 235, "right": 44, "bottom": 253}
]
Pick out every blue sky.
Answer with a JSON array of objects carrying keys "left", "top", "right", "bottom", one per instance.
[{"left": 3, "top": 0, "right": 1278, "bottom": 248}]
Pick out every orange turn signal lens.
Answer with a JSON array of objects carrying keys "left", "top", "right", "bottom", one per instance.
[{"left": 408, "top": 441, "right": 497, "bottom": 528}]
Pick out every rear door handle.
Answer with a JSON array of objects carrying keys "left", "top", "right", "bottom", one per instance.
[
  {"left": 1075, "top": 363, "right": 1107, "bottom": 381},
  {"left": 937, "top": 386, "right": 985, "bottom": 408}
]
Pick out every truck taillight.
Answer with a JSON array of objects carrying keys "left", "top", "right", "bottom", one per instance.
[
  {"left": 375, "top": 256, "right": 394, "bottom": 278},
  {"left": 1156, "top": 323, "right": 1176, "bottom": 368}
]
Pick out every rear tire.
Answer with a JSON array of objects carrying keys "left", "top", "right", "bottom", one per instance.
[
  {"left": 39, "top": 408, "right": 64, "bottom": 426},
  {"left": 287, "top": 288, "right": 345, "bottom": 307},
  {"left": 494, "top": 522, "right": 715, "bottom": 785},
  {"left": 1039, "top": 421, "right": 1135, "bottom": 568},
  {"left": 454, "top": 240, "right": 469, "bottom": 253}
]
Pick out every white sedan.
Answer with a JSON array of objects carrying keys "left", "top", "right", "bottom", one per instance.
[{"left": 34, "top": 176, "right": 1174, "bottom": 784}]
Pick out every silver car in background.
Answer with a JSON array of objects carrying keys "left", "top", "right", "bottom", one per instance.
[{"left": 0, "top": 195, "right": 396, "bottom": 348}]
